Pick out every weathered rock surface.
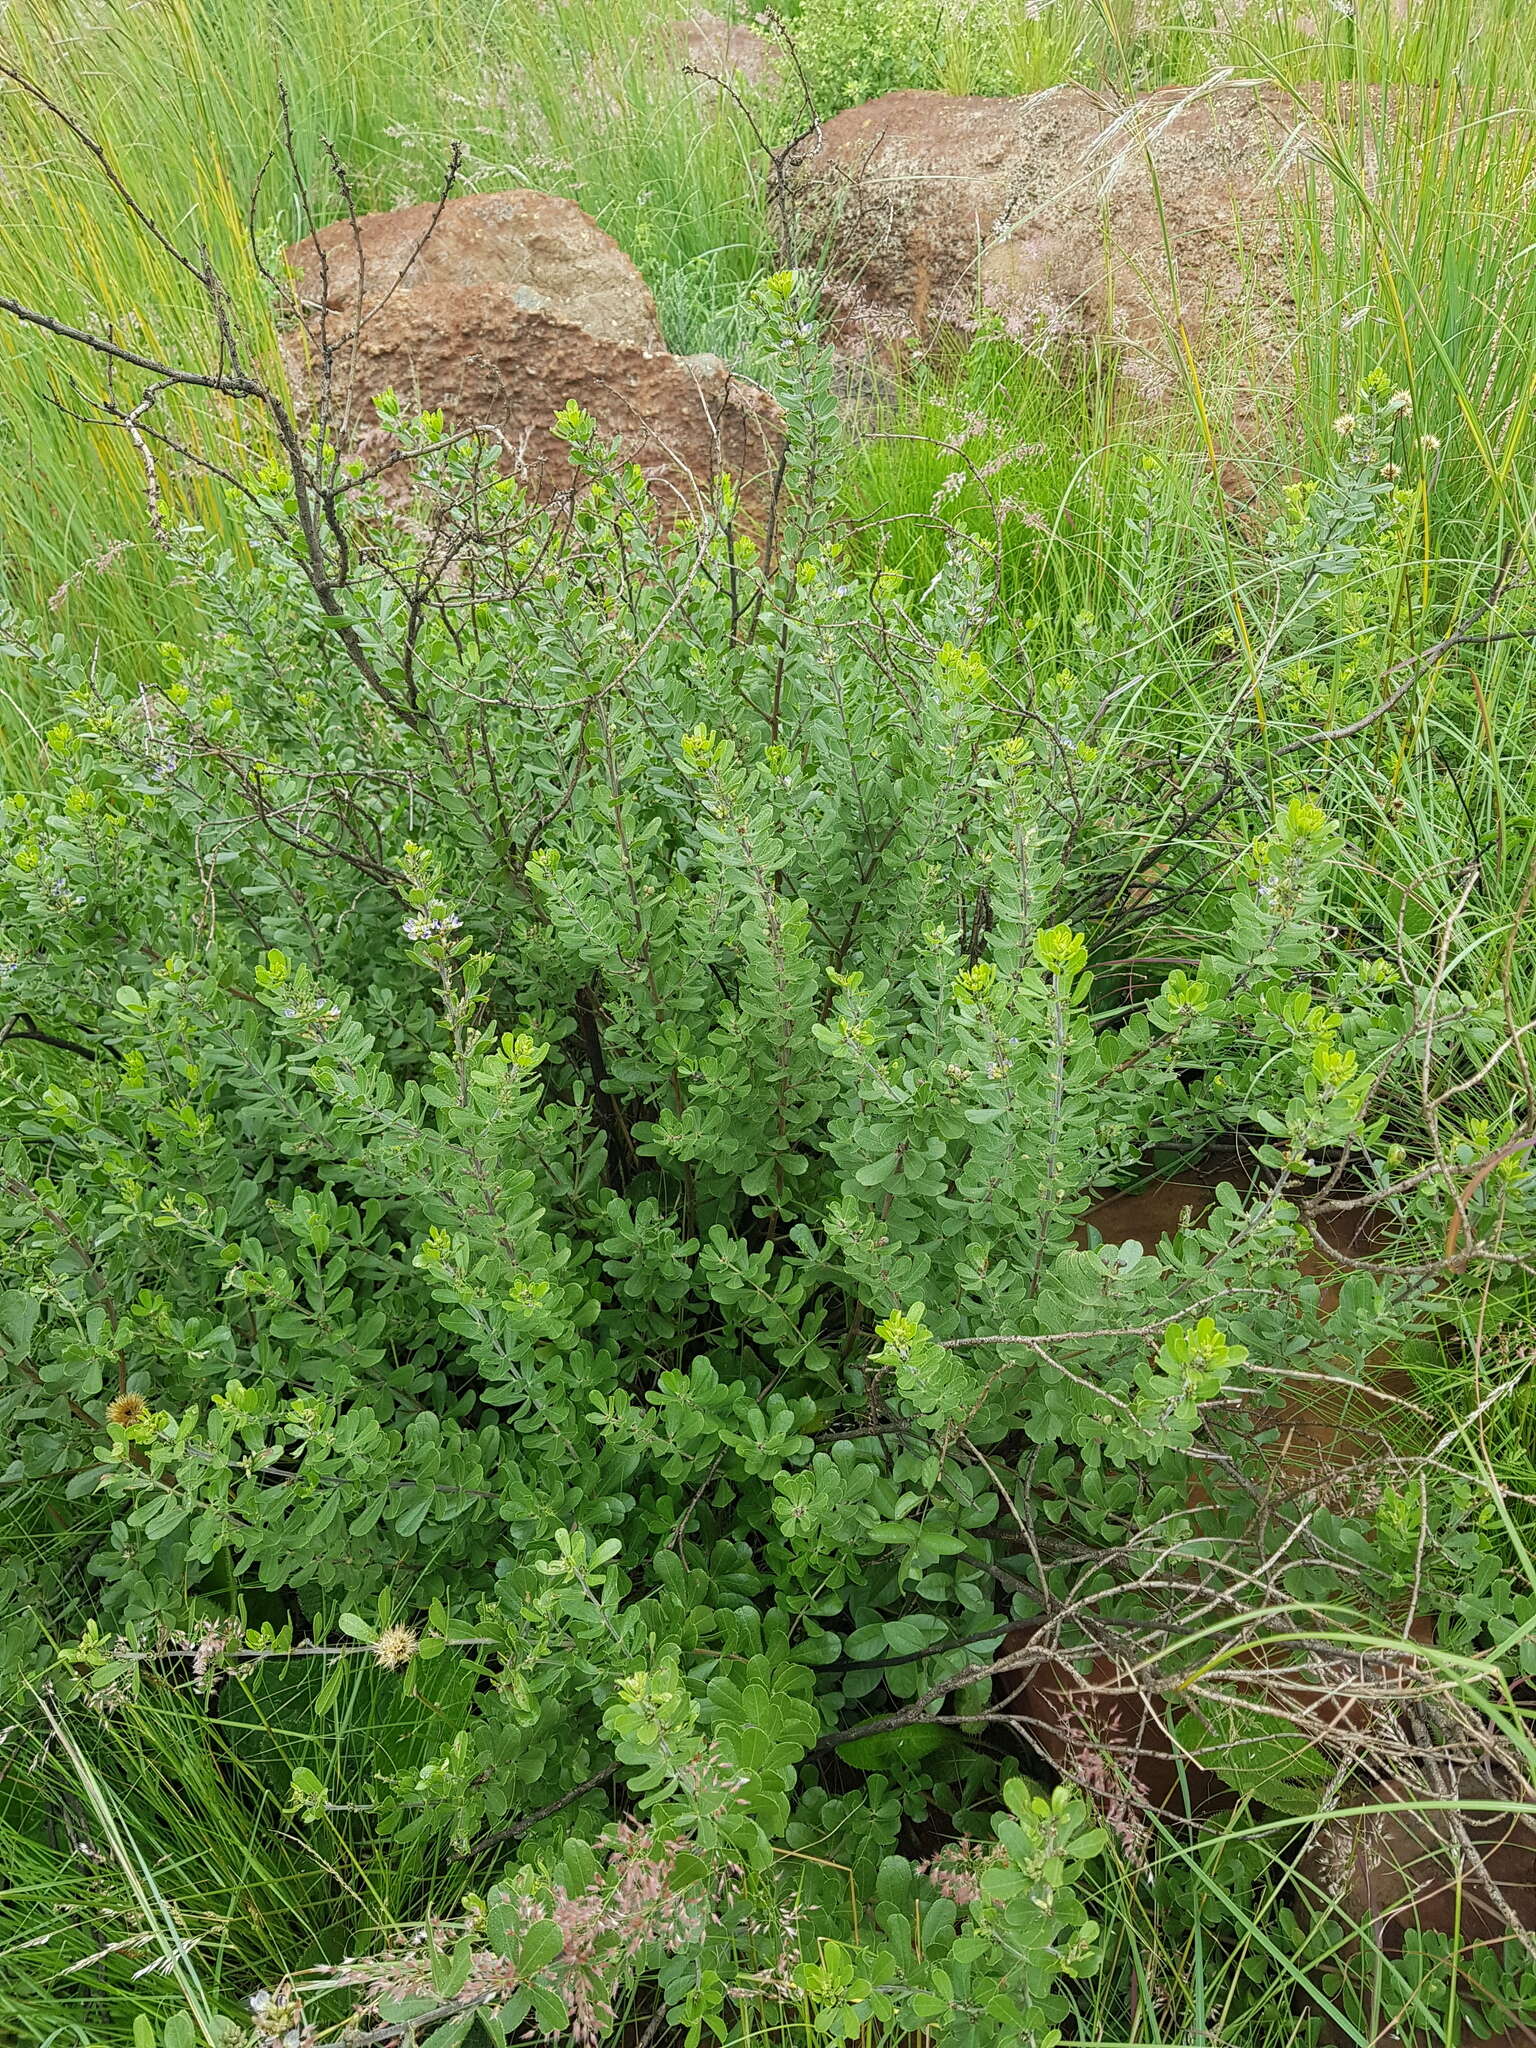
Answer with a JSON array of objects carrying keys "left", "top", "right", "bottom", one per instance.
[
  {"left": 986, "top": 1167, "right": 1428, "bottom": 1803},
  {"left": 996, "top": 1168, "right": 1529, "bottom": 2038},
  {"left": 282, "top": 190, "right": 784, "bottom": 526},
  {"left": 1303, "top": 1774, "right": 1536, "bottom": 1954},
  {"left": 994, "top": 1624, "right": 1231, "bottom": 1819},
  {"left": 1077, "top": 1162, "right": 1418, "bottom": 1502},
  {"left": 671, "top": 9, "right": 784, "bottom": 91},
  {"left": 783, "top": 84, "right": 1342, "bottom": 402},
  {"left": 1301, "top": 1775, "right": 1536, "bottom": 2046},
  {"left": 288, "top": 189, "right": 665, "bottom": 351}
]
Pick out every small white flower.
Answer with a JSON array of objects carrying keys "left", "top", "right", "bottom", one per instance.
[
  {"left": 1333, "top": 412, "right": 1357, "bottom": 438},
  {"left": 402, "top": 909, "right": 462, "bottom": 945},
  {"left": 371, "top": 1624, "right": 419, "bottom": 1671}
]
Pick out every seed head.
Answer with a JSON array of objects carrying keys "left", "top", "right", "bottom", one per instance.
[
  {"left": 106, "top": 1392, "right": 150, "bottom": 1428},
  {"left": 371, "top": 1625, "right": 419, "bottom": 1671}
]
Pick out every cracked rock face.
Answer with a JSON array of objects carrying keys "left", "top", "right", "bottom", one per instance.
[
  {"left": 287, "top": 189, "right": 666, "bottom": 351},
  {"left": 783, "top": 84, "right": 1357, "bottom": 409},
  {"left": 282, "top": 188, "right": 784, "bottom": 528}
]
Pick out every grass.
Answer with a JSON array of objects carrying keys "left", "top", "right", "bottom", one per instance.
[
  {"left": 4, "top": 0, "right": 1536, "bottom": 2040},
  {"left": 1, "top": 1660, "right": 504, "bottom": 2043},
  {"left": 6, "top": 1621, "right": 1535, "bottom": 2043},
  {"left": 0, "top": 0, "right": 770, "bottom": 775},
  {"left": 4, "top": 0, "right": 1536, "bottom": 753}
]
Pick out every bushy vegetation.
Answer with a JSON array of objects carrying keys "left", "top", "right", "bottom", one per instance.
[
  {"left": 781, "top": 0, "right": 1531, "bottom": 108},
  {"left": 5, "top": 5, "right": 1536, "bottom": 2046},
  {"left": 0, "top": 0, "right": 771, "bottom": 763}
]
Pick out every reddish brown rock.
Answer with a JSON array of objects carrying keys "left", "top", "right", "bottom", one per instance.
[
  {"left": 282, "top": 191, "right": 784, "bottom": 528},
  {"left": 1077, "top": 1164, "right": 1422, "bottom": 1503},
  {"left": 993, "top": 1624, "right": 1230, "bottom": 1819},
  {"left": 1000, "top": 1169, "right": 1531, "bottom": 2036},
  {"left": 783, "top": 83, "right": 1348, "bottom": 405},
  {"left": 671, "top": 10, "right": 784, "bottom": 91},
  {"left": 993, "top": 1624, "right": 1434, "bottom": 1822},
  {"left": 287, "top": 189, "right": 664, "bottom": 351},
  {"left": 1303, "top": 1773, "right": 1536, "bottom": 1952},
  {"left": 1301, "top": 1774, "right": 1536, "bottom": 2046}
]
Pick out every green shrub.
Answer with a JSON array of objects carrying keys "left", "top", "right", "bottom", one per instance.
[
  {"left": 785, "top": 0, "right": 944, "bottom": 107},
  {"left": 782, "top": 0, "right": 1083, "bottom": 106},
  {"left": 3, "top": 282, "right": 1535, "bottom": 2042}
]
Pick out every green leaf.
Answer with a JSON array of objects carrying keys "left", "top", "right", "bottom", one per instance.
[
  {"left": 431, "top": 1936, "right": 475, "bottom": 1999},
  {"left": 422, "top": 2017, "right": 474, "bottom": 2048},
  {"left": 394, "top": 1496, "right": 433, "bottom": 1538},
  {"left": 477, "top": 2003, "right": 518, "bottom": 2046},
  {"left": 881, "top": 1615, "right": 949, "bottom": 1656},
  {"left": 517, "top": 1919, "right": 564, "bottom": 1976},
  {"left": 0, "top": 1290, "right": 39, "bottom": 1358},
  {"left": 488, "top": 1991, "right": 528, "bottom": 2039},
  {"left": 1175, "top": 1703, "right": 1334, "bottom": 1815},
  {"left": 314, "top": 1658, "right": 346, "bottom": 1716},
  {"left": 839, "top": 1724, "right": 948, "bottom": 1771},
  {"left": 529, "top": 1983, "right": 569, "bottom": 2032},
  {"left": 379, "top": 1996, "right": 448, "bottom": 2024}
]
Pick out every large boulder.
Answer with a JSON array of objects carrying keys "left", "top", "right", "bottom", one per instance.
[
  {"left": 287, "top": 189, "right": 665, "bottom": 352},
  {"left": 282, "top": 190, "right": 783, "bottom": 528},
  {"left": 783, "top": 84, "right": 1342, "bottom": 404}
]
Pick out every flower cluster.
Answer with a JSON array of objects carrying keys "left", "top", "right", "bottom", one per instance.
[
  {"left": 921, "top": 1836, "right": 1001, "bottom": 1907},
  {"left": 288, "top": 1824, "right": 721, "bottom": 2047}
]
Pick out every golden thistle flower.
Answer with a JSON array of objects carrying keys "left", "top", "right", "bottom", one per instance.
[
  {"left": 371, "top": 1625, "right": 419, "bottom": 1671},
  {"left": 106, "top": 1392, "right": 150, "bottom": 1428}
]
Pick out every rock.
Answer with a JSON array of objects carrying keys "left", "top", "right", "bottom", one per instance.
[
  {"left": 1301, "top": 1775, "right": 1536, "bottom": 2046},
  {"left": 993, "top": 1623, "right": 1435, "bottom": 1824},
  {"left": 287, "top": 189, "right": 664, "bottom": 352},
  {"left": 998, "top": 1167, "right": 1532, "bottom": 2037},
  {"left": 282, "top": 192, "right": 784, "bottom": 529},
  {"left": 996, "top": 1620, "right": 1536, "bottom": 2042},
  {"left": 1077, "top": 1163, "right": 1421, "bottom": 1505},
  {"left": 782, "top": 83, "right": 1346, "bottom": 405},
  {"left": 293, "top": 289, "right": 785, "bottom": 525},
  {"left": 1303, "top": 1772, "right": 1536, "bottom": 1952},
  {"left": 993, "top": 1624, "right": 1230, "bottom": 1820},
  {"left": 671, "top": 10, "right": 784, "bottom": 91},
  {"left": 828, "top": 350, "right": 900, "bottom": 420}
]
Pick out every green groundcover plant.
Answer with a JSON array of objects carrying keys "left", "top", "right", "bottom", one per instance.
[{"left": 4, "top": 277, "right": 1536, "bottom": 2044}]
